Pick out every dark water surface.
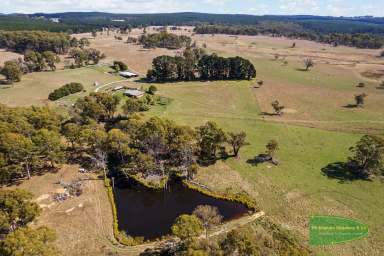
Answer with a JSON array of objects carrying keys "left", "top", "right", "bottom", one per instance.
[{"left": 114, "top": 180, "right": 249, "bottom": 240}]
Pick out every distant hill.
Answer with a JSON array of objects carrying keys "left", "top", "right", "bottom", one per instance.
[{"left": 0, "top": 12, "right": 383, "bottom": 35}]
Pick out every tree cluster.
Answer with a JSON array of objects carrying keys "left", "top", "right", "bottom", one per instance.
[
  {"left": 74, "top": 92, "right": 121, "bottom": 122},
  {"left": 48, "top": 82, "right": 84, "bottom": 101},
  {"left": 147, "top": 48, "right": 256, "bottom": 82},
  {"left": 127, "top": 37, "right": 138, "bottom": 44},
  {"left": 0, "top": 60, "right": 23, "bottom": 84},
  {"left": 0, "top": 37, "right": 104, "bottom": 84},
  {"left": 122, "top": 95, "right": 152, "bottom": 114},
  {"left": 24, "top": 50, "right": 61, "bottom": 72},
  {"left": 199, "top": 55, "right": 256, "bottom": 80},
  {"left": 0, "top": 31, "right": 71, "bottom": 54},
  {"left": 66, "top": 94, "right": 248, "bottom": 180},
  {"left": 69, "top": 48, "right": 105, "bottom": 68},
  {"left": 112, "top": 60, "right": 128, "bottom": 72},
  {"left": 348, "top": 135, "right": 384, "bottom": 179},
  {"left": 69, "top": 37, "right": 90, "bottom": 49},
  {"left": 138, "top": 31, "right": 192, "bottom": 49},
  {"left": 0, "top": 51, "right": 61, "bottom": 84},
  {"left": 0, "top": 105, "right": 64, "bottom": 185},
  {"left": 145, "top": 217, "right": 310, "bottom": 256},
  {"left": 0, "top": 189, "right": 59, "bottom": 256}
]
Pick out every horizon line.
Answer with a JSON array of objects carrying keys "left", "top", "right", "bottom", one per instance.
[{"left": 1, "top": 11, "right": 382, "bottom": 19}]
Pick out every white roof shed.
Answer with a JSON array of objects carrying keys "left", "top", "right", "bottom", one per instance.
[
  {"left": 119, "top": 71, "right": 139, "bottom": 78},
  {"left": 123, "top": 89, "right": 144, "bottom": 98}
]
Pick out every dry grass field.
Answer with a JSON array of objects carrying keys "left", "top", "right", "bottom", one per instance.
[
  {"left": 0, "top": 49, "right": 22, "bottom": 65},
  {"left": 6, "top": 165, "right": 118, "bottom": 256},
  {"left": 74, "top": 27, "right": 384, "bottom": 133},
  {"left": 2, "top": 27, "right": 384, "bottom": 256},
  {"left": 0, "top": 66, "right": 123, "bottom": 107}
]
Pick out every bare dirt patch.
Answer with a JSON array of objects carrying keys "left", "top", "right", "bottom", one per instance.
[
  {"left": 282, "top": 108, "right": 298, "bottom": 114},
  {"left": 74, "top": 28, "right": 186, "bottom": 75},
  {"left": 7, "top": 165, "right": 130, "bottom": 256},
  {"left": 0, "top": 49, "right": 22, "bottom": 65}
]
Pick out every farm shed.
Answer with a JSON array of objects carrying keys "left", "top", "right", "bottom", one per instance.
[
  {"left": 124, "top": 89, "right": 144, "bottom": 98},
  {"left": 119, "top": 71, "right": 139, "bottom": 78}
]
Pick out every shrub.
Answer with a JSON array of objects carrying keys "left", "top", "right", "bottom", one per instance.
[
  {"left": 147, "top": 85, "right": 158, "bottom": 95},
  {"left": 113, "top": 61, "right": 128, "bottom": 71},
  {"left": 127, "top": 37, "right": 138, "bottom": 44},
  {"left": 48, "top": 82, "right": 84, "bottom": 101},
  {"left": 357, "top": 82, "right": 365, "bottom": 88},
  {"left": 303, "top": 58, "right": 314, "bottom": 71}
]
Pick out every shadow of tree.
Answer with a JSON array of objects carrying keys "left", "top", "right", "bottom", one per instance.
[
  {"left": 342, "top": 104, "right": 358, "bottom": 109},
  {"left": 246, "top": 158, "right": 263, "bottom": 166},
  {"left": 197, "top": 158, "right": 218, "bottom": 167},
  {"left": 246, "top": 154, "right": 272, "bottom": 167},
  {"left": 260, "top": 112, "right": 279, "bottom": 117},
  {"left": 321, "top": 162, "right": 372, "bottom": 183}
]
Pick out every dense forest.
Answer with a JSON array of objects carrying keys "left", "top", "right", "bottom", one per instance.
[
  {"left": 1, "top": 13, "right": 384, "bottom": 49},
  {"left": 147, "top": 48, "right": 256, "bottom": 82},
  {"left": 1, "top": 12, "right": 384, "bottom": 35}
]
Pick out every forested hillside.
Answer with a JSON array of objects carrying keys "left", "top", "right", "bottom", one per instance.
[{"left": 1, "top": 12, "right": 383, "bottom": 35}]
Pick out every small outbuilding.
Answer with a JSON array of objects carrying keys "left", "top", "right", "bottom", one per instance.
[
  {"left": 119, "top": 71, "right": 139, "bottom": 78},
  {"left": 124, "top": 89, "right": 144, "bottom": 98}
]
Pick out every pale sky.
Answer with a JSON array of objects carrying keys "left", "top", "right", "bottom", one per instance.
[{"left": 1, "top": 0, "right": 383, "bottom": 17}]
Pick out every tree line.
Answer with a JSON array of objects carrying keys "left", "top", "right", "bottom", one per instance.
[
  {"left": 48, "top": 82, "right": 84, "bottom": 101},
  {"left": 194, "top": 24, "right": 384, "bottom": 49},
  {"left": 147, "top": 48, "right": 256, "bottom": 82},
  {"left": 138, "top": 31, "right": 192, "bottom": 49},
  {"left": 0, "top": 31, "right": 72, "bottom": 54},
  {"left": 68, "top": 47, "right": 105, "bottom": 68},
  {"left": 318, "top": 33, "right": 384, "bottom": 49}
]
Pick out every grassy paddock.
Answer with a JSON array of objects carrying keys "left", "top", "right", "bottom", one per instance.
[
  {"left": 0, "top": 66, "right": 120, "bottom": 107},
  {"left": 146, "top": 80, "right": 384, "bottom": 256},
  {"left": 183, "top": 180, "right": 258, "bottom": 211}
]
